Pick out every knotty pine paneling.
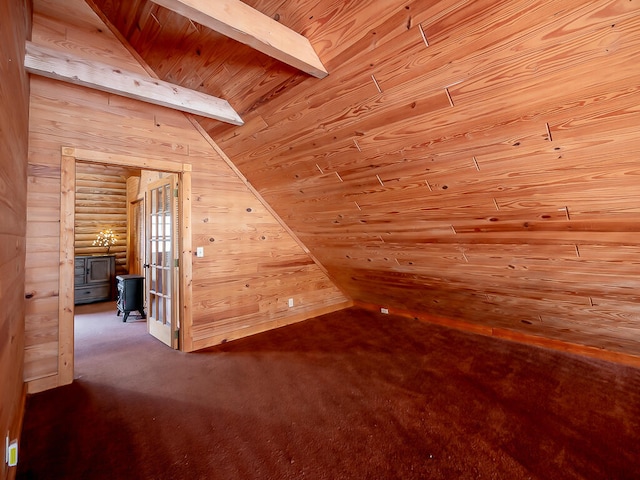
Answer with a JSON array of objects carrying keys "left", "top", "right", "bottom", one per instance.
[
  {"left": 0, "top": 0, "right": 30, "bottom": 476},
  {"left": 92, "top": 0, "right": 640, "bottom": 361},
  {"left": 24, "top": 0, "right": 349, "bottom": 389}
]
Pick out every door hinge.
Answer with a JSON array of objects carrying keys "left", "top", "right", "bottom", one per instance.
[
  {"left": 174, "top": 258, "right": 179, "bottom": 268},
  {"left": 174, "top": 188, "right": 179, "bottom": 198},
  {"left": 174, "top": 329, "right": 180, "bottom": 340}
]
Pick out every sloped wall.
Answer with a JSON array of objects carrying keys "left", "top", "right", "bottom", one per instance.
[
  {"left": 24, "top": 0, "right": 350, "bottom": 391},
  {"left": 198, "top": 0, "right": 640, "bottom": 363},
  {"left": 0, "top": 0, "right": 30, "bottom": 477}
]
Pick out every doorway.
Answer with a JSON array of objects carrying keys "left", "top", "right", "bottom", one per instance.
[
  {"left": 58, "top": 147, "right": 193, "bottom": 386},
  {"left": 74, "top": 164, "right": 179, "bottom": 347}
]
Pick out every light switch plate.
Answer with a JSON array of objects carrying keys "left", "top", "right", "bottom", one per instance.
[
  {"left": 8, "top": 441, "right": 17, "bottom": 467},
  {"left": 196, "top": 247, "right": 204, "bottom": 258},
  {"left": 6, "top": 435, "right": 17, "bottom": 467}
]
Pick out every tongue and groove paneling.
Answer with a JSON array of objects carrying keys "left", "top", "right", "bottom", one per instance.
[
  {"left": 95, "top": 0, "right": 640, "bottom": 361},
  {"left": 1, "top": 0, "right": 30, "bottom": 472}
]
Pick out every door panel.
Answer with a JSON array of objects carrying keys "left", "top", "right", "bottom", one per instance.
[
  {"left": 86, "top": 256, "right": 113, "bottom": 283},
  {"left": 146, "top": 175, "right": 179, "bottom": 349}
]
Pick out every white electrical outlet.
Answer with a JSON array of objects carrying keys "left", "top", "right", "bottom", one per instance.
[
  {"left": 196, "top": 247, "right": 204, "bottom": 258},
  {"left": 381, "top": 307, "right": 389, "bottom": 314},
  {"left": 288, "top": 298, "right": 294, "bottom": 308}
]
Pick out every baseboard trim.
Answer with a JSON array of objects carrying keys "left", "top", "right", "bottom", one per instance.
[
  {"left": 25, "top": 374, "right": 60, "bottom": 395},
  {"left": 190, "top": 300, "right": 354, "bottom": 351},
  {"left": 355, "top": 301, "right": 640, "bottom": 368}
]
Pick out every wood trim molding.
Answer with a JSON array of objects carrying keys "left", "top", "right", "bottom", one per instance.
[
  {"left": 58, "top": 154, "right": 76, "bottom": 387},
  {"left": 26, "top": 374, "right": 60, "bottom": 395},
  {"left": 151, "top": 0, "right": 328, "bottom": 78},
  {"left": 53, "top": 148, "right": 194, "bottom": 383},
  {"left": 191, "top": 300, "right": 353, "bottom": 350},
  {"left": 354, "top": 301, "right": 640, "bottom": 368},
  {"left": 179, "top": 170, "right": 194, "bottom": 352},
  {"left": 64, "top": 148, "right": 190, "bottom": 173},
  {"left": 25, "top": 41, "right": 243, "bottom": 125}
]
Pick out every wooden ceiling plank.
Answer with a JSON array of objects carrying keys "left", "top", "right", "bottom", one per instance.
[
  {"left": 139, "top": 14, "right": 199, "bottom": 81},
  {"left": 226, "top": 2, "right": 640, "bottom": 171},
  {"left": 378, "top": 0, "right": 628, "bottom": 96},
  {"left": 24, "top": 41, "right": 244, "bottom": 125},
  {"left": 255, "top": 138, "right": 640, "bottom": 216},
  {"left": 150, "top": 0, "right": 328, "bottom": 78}
]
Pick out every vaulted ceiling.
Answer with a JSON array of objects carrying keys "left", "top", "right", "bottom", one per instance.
[{"left": 88, "top": 0, "right": 640, "bottom": 355}]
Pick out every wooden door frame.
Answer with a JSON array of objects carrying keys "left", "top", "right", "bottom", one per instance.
[
  {"left": 127, "top": 197, "right": 144, "bottom": 275},
  {"left": 57, "top": 147, "right": 193, "bottom": 385}
]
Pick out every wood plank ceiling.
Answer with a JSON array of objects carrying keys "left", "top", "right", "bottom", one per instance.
[{"left": 89, "top": 0, "right": 640, "bottom": 356}]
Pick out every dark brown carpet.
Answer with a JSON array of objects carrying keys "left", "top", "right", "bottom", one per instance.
[{"left": 18, "top": 302, "right": 640, "bottom": 479}]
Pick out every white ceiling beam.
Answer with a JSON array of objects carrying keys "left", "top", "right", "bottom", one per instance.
[
  {"left": 151, "top": 0, "right": 328, "bottom": 79},
  {"left": 24, "top": 41, "right": 244, "bottom": 126}
]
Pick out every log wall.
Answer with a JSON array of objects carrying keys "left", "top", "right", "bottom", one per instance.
[
  {"left": 24, "top": 0, "right": 349, "bottom": 391},
  {"left": 0, "top": 0, "right": 30, "bottom": 477},
  {"left": 75, "top": 164, "right": 131, "bottom": 275}
]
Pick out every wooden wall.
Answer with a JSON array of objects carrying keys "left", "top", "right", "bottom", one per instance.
[
  {"left": 75, "top": 163, "right": 131, "bottom": 276},
  {"left": 111, "top": 0, "right": 640, "bottom": 363},
  {"left": 0, "top": 0, "right": 30, "bottom": 477},
  {"left": 24, "top": 0, "right": 350, "bottom": 391}
]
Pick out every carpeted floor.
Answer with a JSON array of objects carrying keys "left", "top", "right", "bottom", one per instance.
[{"left": 17, "top": 302, "right": 640, "bottom": 479}]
